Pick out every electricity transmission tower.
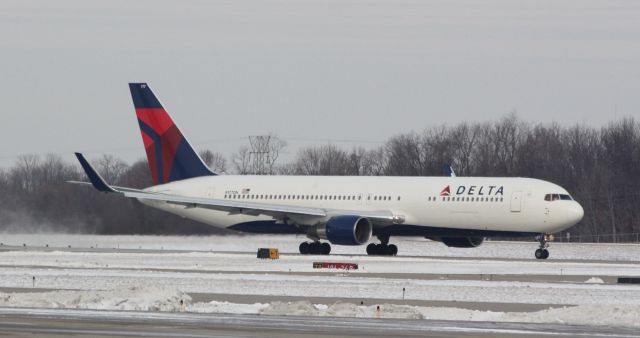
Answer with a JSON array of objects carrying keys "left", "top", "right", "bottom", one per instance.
[{"left": 249, "top": 135, "right": 272, "bottom": 175}]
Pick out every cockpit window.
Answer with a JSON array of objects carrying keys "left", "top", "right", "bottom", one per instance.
[{"left": 544, "top": 193, "right": 572, "bottom": 201}]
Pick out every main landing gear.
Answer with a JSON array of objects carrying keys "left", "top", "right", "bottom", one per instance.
[
  {"left": 366, "top": 235, "right": 398, "bottom": 256},
  {"left": 535, "top": 233, "right": 552, "bottom": 259},
  {"left": 299, "top": 241, "right": 331, "bottom": 255}
]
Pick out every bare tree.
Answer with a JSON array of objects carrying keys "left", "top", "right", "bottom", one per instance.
[
  {"left": 231, "top": 146, "right": 252, "bottom": 175},
  {"left": 2, "top": 115, "right": 640, "bottom": 240},
  {"left": 199, "top": 149, "right": 228, "bottom": 173},
  {"left": 95, "top": 154, "right": 128, "bottom": 183}
]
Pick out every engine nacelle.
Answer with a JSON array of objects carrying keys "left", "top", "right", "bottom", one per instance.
[
  {"left": 441, "top": 236, "right": 485, "bottom": 248},
  {"left": 314, "top": 215, "right": 373, "bottom": 246}
]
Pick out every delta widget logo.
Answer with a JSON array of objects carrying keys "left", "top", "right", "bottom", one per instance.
[{"left": 440, "top": 185, "right": 451, "bottom": 196}]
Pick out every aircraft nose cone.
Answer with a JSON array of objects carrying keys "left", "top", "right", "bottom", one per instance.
[{"left": 569, "top": 202, "right": 584, "bottom": 224}]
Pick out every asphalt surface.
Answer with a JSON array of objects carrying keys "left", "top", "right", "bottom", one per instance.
[
  {"left": 0, "top": 308, "right": 637, "bottom": 338},
  {"left": 1, "top": 245, "right": 637, "bottom": 265}
]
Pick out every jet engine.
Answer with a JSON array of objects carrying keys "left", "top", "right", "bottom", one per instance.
[
  {"left": 440, "top": 236, "right": 485, "bottom": 248},
  {"left": 313, "top": 215, "right": 373, "bottom": 245}
]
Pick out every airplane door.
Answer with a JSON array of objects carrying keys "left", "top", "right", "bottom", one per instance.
[
  {"left": 206, "top": 187, "right": 216, "bottom": 198},
  {"left": 510, "top": 191, "right": 522, "bottom": 212}
]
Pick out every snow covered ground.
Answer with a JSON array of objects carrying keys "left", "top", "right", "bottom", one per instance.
[
  {"left": 2, "top": 233, "right": 640, "bottom": 261},
  {"left": 0, "top": 287, "right": 638, "bottom": 328},
  {"left": 0, "top": 234, "right": 638, "bottom": 328}
]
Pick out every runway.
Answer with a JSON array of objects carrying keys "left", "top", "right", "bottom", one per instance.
[
  {"left": 0, "top": 234, "right": 638, "bottom": 336},
  {"left": 0, "top": 308, "right": 637, "bottom": 338}
]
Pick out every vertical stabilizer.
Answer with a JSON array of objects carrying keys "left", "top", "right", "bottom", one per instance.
[{"left": 129, "top": 83, "right": 215, "bottom": 185}]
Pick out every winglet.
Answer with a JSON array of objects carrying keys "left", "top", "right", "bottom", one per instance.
[{"left": 74, "top": 153, "right": 119, "bottom": 193}]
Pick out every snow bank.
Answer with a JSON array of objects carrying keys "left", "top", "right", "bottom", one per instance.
[
  {"left": 502, "top": 305, "right": 640, "bottom": 327},
  {"left": 260, "top": 301, "right": 423, "bottom": 319},
  {"left": 0, "top": 286, "right": 190, "bottom": 312},
  {"left": 584, "top": 277, "right": 605, "bottom": 284},
  {"left": 189, "top": 300, "right": 268, "bottom": 314},
  {"left": 258, "top": 300, "right": 640, "bottom": 327},
  {"left": 261, "top": 301, "right": 318, "bottom": 316},
  {"left": 0, "top": 287, "right": 638, "bottom": 328}
]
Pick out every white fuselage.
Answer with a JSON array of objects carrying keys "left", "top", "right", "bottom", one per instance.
[{"left": 139, "top": 175, "right": 584, "bottom": 236}]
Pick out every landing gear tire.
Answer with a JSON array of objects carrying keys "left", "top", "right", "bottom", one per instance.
[
  {"left": 366, "top": 243, "right": 377, "bottom": 255},
  {"left": 388, "top": 244, "right": 398, "bottom": 256},
  {"left": 535, "top": 249, "right": 549, "bottom": 259},
  {"left": 299, "top": 242, "right": 310, "bottom": 255},
  {"left": 366, "top": 243, "right": 398, "bottom": 256},
  {"left": 534, "top": 234, "right": 551, "bottom": 260},
  {"left": 321, "top": 242, "right": 331, "bottom": 255},
  {"left": 299, "top": 241, "right": 331, "bottom": 255}
]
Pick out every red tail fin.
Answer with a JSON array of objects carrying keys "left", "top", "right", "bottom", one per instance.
[{"left": 129, "top": 83, "right": 215, "bottom": 185}]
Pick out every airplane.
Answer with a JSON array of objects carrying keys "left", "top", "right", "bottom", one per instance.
[{"left": 71, "top": 83, "right": 584, "bottom": 259}]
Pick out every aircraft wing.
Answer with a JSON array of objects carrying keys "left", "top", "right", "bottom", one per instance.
[{"left": 71, "top": 153, "right": 395, "bottom": 224}]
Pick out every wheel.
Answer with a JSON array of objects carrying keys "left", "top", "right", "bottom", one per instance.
[
  {"left": 542, "top": 249, "right": 549, "bottom": 259},
  {"left": 535, "top": 249, "right": 544, "bottom": 259},
  {"left": 310, "top": 242, "right": 321, "bottom": 255},
  {"left": 321, "top": 242, "right": 331, "bottom": 255},
  {"left": 299, "top": 242, "right": 310, "bottom": 255},
  {"left": 366, "top": 243, "right": 377, "bottom": 255},
  {"left": 376, "top": 244, "right": 386, "bottom": 256},
  {"left": 388, "top": 244, "right": 398, "bottom": 256}
]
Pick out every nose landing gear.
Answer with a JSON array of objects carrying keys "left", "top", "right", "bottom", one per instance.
[{"left": 534, "top": 234, "right": 553, "bottom": 259}]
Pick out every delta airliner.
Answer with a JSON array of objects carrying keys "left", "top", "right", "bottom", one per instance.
[{"left": 72, "top": 83, "right": 584, "bottom": 259}]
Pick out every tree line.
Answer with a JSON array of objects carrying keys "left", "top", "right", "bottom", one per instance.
[{"left": 1, "top": 114, "right": 638, "bottom": 241}]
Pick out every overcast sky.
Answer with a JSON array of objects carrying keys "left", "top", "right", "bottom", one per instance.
[{"left": 1, "top": 0, "right": 639, "bottom": 167}]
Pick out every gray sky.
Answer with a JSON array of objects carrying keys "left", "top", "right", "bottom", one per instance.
[{"left": 1, "top": 0, "right": 639, "bottom": 167}]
